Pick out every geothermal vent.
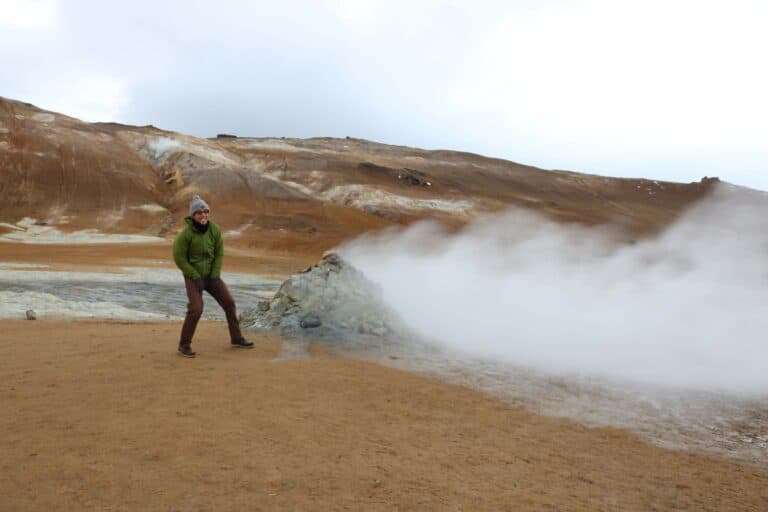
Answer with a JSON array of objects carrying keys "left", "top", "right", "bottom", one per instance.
[{"left": 239, "top": 253, "right": 403, "bottom": 340}]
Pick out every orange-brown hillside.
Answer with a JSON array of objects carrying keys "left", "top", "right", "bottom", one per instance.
[{"left": 0, "top": 96, "right": 724, "bottom": 268}]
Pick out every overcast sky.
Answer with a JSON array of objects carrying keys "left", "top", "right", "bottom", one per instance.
[{"left": 1, "top": 0, "right": 766, "bottom": 189}]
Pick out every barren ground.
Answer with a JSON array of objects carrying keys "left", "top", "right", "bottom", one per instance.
[
  {"left": 2, "top": 320, "right": 767, "bottom": 511},
  {"left": 3, "top": 96, "right": 766, "bottom": 510}
]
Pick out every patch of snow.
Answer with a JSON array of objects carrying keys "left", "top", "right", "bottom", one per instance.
[
  {"left": 147, "top": 136, "right": 242, "bottom": 167},
  {"left": 99, "top": 209, "right": 125, "bottom": 228},
  {"left": 322, "top": 184, "right": 474, "bottom": 213},
  {"left": 225, "top": 223, "right": 254, "bottom": 237},
  {"left": 238, "top": 139, "right": 317, "bottom": 153},
  {"left": 73, "top": 129, "right": 113, "bottom": 143},
  {"left": 32, "top": 113, "right": 55, "bottom": 123},
  {"left": 16, "top": 217, "right": 41, "bottom": 228},
  {"left": 128, "top": 204, "right": 168, "bottom": 213},
  {"left": 260, "top": 171, "right": 318, "bottom": 196},
  {"left": 0, "top": 218, "right": 165, "bottom": 244}
]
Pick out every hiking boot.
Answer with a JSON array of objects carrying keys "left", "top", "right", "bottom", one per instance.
[
  {"left": 230, "top": 338, "right": 254, "bottom": 349},
  {"left": 178, "top": 344, "right": 197, "bottom": 358}
]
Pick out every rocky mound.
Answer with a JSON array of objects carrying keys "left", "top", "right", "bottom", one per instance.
[{"left": 239, "top": 253, "right": 400, "bottom": 339}]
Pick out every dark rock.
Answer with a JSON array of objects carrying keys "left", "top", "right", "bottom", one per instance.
[
  {"left": 358, "top": 162, "right": 433, "bottom": 187},
  {"left": 300, "top": 316, "right": 322, "bottom": 328},
  {"left": 26, "top": 309, "right": 36, "bottom": 320},
  {"left": 363, "top": 205, "right": 401, "bottom": 222}
]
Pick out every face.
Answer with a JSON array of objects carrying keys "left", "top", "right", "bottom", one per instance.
[{"left": 192, "top": 209, "right": 210, "bottom": 225}]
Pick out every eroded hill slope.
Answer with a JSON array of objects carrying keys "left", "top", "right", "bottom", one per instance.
[{"left": 0, "top": 96, "right": 725, "bottom": 259}]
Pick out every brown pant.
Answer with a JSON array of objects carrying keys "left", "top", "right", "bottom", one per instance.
[{"left": 179, "top": 276, "right": 244, "bottom": 346}]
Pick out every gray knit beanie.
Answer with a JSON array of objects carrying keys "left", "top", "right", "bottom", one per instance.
[{"left": 189, "top": 195, "right": 210, "bottom": 217}]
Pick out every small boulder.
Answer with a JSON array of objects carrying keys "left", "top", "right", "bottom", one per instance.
[
  {"left": 300, "top": 316, "right": 322, "bottom": 329},
  {"left": 26, "top": 309, "right": 37, "bottom": 320},
  {"left": 239, "top": 253, "right": 404, "bottom": 340}
]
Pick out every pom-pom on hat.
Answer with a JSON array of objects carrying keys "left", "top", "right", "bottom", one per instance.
[{"left": 189, "top": 195, "right": 210, "bottom": 217}]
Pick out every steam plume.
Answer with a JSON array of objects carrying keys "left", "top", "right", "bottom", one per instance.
[{"left": 339, "top": 185, "right": 768, "bottom": 393}]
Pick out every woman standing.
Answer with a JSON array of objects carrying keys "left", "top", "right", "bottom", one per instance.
[{"left": 173, "top": 195, "right": 253, "bottom": 357}]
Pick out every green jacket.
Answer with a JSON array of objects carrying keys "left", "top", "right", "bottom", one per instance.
[{"left": 172, "top": 217, "right": 224, "bottom": 279}]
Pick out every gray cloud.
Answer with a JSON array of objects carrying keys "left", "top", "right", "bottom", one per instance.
[{"left": 1, "top": 0, "right": 766, "bottom": 189}]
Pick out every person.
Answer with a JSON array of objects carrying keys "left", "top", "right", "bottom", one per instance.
[{"left": 172, "top": 194, "right": 253, "bottom": 357}]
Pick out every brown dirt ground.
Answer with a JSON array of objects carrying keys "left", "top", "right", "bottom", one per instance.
[{"left": 2, "top": 320, "right": 767, "bottom": 511}]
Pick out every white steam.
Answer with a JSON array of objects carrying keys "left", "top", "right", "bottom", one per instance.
[
  {"left": 339, "top": 185, "right": 768, "bottom": 393},
  {"left": 147, "top": 136, "right": 181, "bottom": 161}
]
